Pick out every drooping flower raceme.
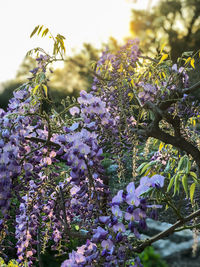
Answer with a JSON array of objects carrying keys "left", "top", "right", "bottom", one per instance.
[{"left": 61, "top": 175, "right": 165, "bottom": 266}]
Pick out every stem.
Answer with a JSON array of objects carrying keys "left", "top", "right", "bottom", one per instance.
[
  {"left": 37, "top": 228, "right": 43, "bottom": 267},
  {"left": 59, "top": 186, "right": 69, "bottom": 233},
  {"left": 175, "top": 223, "right": 200, "bottom": 232},
  {"left": 25, "top": 137, "right": 60, "bottom": 149},
  {"left": 133, "top": 208, "right": 200, "bottom": 253}
]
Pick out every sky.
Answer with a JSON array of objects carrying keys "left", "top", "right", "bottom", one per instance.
[{"left": 0, "top": 0, "right": 158, "bottom": 84}]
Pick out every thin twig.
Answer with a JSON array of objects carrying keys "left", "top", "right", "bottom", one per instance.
[{"left": 133, "top": 208, "right": 200, "bottom": 253}]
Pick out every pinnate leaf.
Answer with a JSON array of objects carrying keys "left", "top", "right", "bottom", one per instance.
[
  {"left": 30, "top": 25, "right": 39, "bottom": 38},
  {"left": 158, "top": 54, "right": 168, "bottom": 64},
  {"left": 190, "top": 183, "right": 196, "bottom": 203}
]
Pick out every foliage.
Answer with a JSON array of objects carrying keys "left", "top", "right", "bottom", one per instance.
[
  {"left": 0, "top": 81, "right": 23, "bottom": 110},
  {"left": 139, "top": 247, "right": 167, "bottom": 267},
  {"left": 0, "top": 25, "right": 200, "bottom": 267},
  {"left": 0, "top": 257, "right": 19, "bottom": 267},
  {"left": 130, "top": 0, "right": 200, "bottom": 61}
]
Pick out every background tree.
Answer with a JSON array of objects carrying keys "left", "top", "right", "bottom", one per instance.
[
  {"left": 130, "top": 0, "right": 200, "bottom": 61},
  {"left": 0, "top": 43, "right": 99, "bottom": 110}
]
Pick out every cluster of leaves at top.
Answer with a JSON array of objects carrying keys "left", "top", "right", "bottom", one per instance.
[{"left": 0, "top": 26, "right": 200, "bottom": 267}]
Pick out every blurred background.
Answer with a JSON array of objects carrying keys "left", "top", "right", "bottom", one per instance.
[{"left": 0, "top": 0, "right": 200, "bottom": 109}]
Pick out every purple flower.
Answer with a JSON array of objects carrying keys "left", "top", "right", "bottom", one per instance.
[
  {"left": 116, "top": 232, "right": 123, "bottom": 242},
  {"left": 69, "top": 106, "right": 80, "bottom": 116},
  {"left": 125, "top": 212, "right": 138, "bottom": 222},
  {"left": 101, "top": 239, "right": 114, "bottom": 251},
  {"left": 111, "top": 205, "right": 123, "bottom": 217},
  {"left": 126, "top": 182, "right": 135, "bottom": 194},
  {"left": 92, "top": 227, "right": 108, "bottom": 242},
  {"left": 172, "top": 64, "right": 177, "bottom": 72},
  {"left": 110, "top": 216, "right": 118, "bottom": 226},
  {"left": 136, "top": 174, "right": 165, "bottom": 196},
  {"left": 13, "top": 90, "right": 27, "bottom": 99},
  {"left": 69, "top": 122, "right": 79, "bottom": 131},
  {"left": 113, "top": 222, "right": 126, "bottom": 233},
  {"left": 135, "top": 208, "right": 146, "bottom": 220},
  {"left": 24, "top": 163, "right": 33, "bottom": 172},
  {"left": 2, "top": 129, "right": 10, "bottom": 138},
  {"left": 99, "top": 216, "right": 110, "bottom": 224},
  {"left": 150, "top": 174, "right": 165, "bottom": 188},
  {"left": 150, "top": 209, "right": 158, "bottom": 220},
  {"left": 127, "top": 205, "right": 134, "bottom": 213},
  {"left": 126, "top": 193, "right": 140, "bottom": 207},
  {"left": 112, "top": 190, "right": 123, "bottom": 204},
  {"left": 61, "top": 259, "right": 75, "bottom": 267},
  {"left": 78, "top": 143, "right": 91, "bottom": 155},
  {"left": 64, "top": 250, "right": 86, "bottom": 265},
  {"left": 139, "top": 219, "right": 147, "bottom": 230}
]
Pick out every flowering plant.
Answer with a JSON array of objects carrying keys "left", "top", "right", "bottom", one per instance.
[{"left": 0, "top": 26, "right": 200, "bottom": 266}]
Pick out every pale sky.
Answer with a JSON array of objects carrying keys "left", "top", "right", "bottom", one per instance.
[{"left": 0, "top": 0, "right": 158, "bottom": 83}]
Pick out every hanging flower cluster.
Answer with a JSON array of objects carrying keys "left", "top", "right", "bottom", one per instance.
[
  {"left": 1, "top": 30, "right": 199, "bottom": 267},
  {"left": 61, "top": 175, "right": 165, "bottom": 266}
]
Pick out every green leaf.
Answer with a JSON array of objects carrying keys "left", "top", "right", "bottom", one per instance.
[
  {"left": 177, "top": 155, "right": 187, "bottom": 171},
  {"left": 42, "top": 28, "right": 49, "bottom": 37},
  {"left": 128, "top": 92, "right": 134, "bottom": 101},
  {"left": 184, "top": 57, "right": 191, "bottom": 65},
  {"left": 159, "top": 142, "right": 164, "bottom": 151},
  {"left": 58, "top": 38, "right": 66, "bottom": 53},
  {"left": 182, "top": 51, "right": 193, "bottom": 57},
  {"left": 33, "top": 84, "right": 40, "bottom": 95},
  {"left": 173, "top": 173, "right": 180, "bottom": 196},
  {"left": 190, "top": 183, "right": 196, "bottom": 203},
  {"left": 37, "top": 25, "right": 43, "bottom": 35},
  {"left": 75, "top": 225, "right": 79, "bottom": 231},
  {"left": 140, "top": 109, "right": 145, "bottom": 119},
  {"left": 158, "top": 54, "right": 168, "bottom": 65},
  {"left": 160, "top": 43, "right": 166, "bottom": 53},
  {"left": 182, "top": 174, "right": 188, "bottom": 198},
  {"left": 167, "top": 175, "right": 175, "bottom": 192},
  {"left": 190, "top": 58, "right": 195, "bottom": 69},
  {"left": 30, "top": 25, "right": 39, "bottom": 38},
  {"left": 57, "top": 34, "right": 66, "bottom": 40},
  {"left": 136, "top": 162, "right": 148, "bottom": 173},
  {"left": 53, "top": 43, "right": 58, "bottom": 55},
  {"left": 140, "top": 161, "right": 157, "bottom": 175},
  {"left": 190, "top": 171, "right": 197, "bottom": 182},
  {"left": 186, "top": 158, "right": 191, "bottom": 174},
  {"left": 137, "top": 61, "right": 143, "bottom": 67},
  {"left": 42, "top": 84, "right": 48, "bottom": 97}
]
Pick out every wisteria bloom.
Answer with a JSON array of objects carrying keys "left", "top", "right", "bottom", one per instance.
[
  {"left": 111, "top": 205, "right": 123, "bottom": 218},
  {"left": 113, "top": 222, "right": 126, "bottom": 233},
  {"left": 136, "top": 174, "right": 165, "bottom": 196},
  {"left": 126, "top": 192, "right": 140, "bottom": 206},
  {"left": 101, "top": 239, "right": 114, "bottom": 251},
  {"left": 112, "top": 190, "right": 123, "bottom": 204},
  {"left": 92, "top": 226, "right": 108, "bottom": 242},
  {"left": 69, "top": 106, "right": 80, "bottom": 116},
  {"left": 99, "top": 216, "right": 110, "bottom": 224}
]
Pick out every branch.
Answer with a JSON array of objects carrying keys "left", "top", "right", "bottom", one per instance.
[
  {"left": 183, "top": 80, "right": 200, "bottom": 95},
  {"left": 25, "top": 137, "right": 61, "bottom": 149},
  {"left": 139, "top": 55, "right": 159, "bottom": 64},
  {"left": 147, "top": 124, "right": 200, "bottom": 169},
  {"left": 185, "top": 12, "right": 199, "bottom": 42},
  {"left": 133, "top": 208, "right": 200, "bottom": 253},
  {"left": 159, "top": 80, "right": 200, "bottom": 110},
  {"left": 37, "top": 228, "right": 43, "bottom": 267},
  {"left": 175, "top": 223, "right": 200, "bottom": 232},
  {"left": 144, "top": 101, "right": 181, "bottom": 137},
  {"left": 142, "top": 101, "right": 200, "bottom": 168}
]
